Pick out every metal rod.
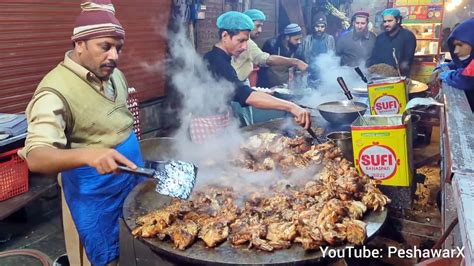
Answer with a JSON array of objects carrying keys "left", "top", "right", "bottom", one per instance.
[
  {"left": 392, "top": 48, "right": 402, "bottom": 78},
  {"left": 336, "top": 77, "right": 368, "bottom": 126}
]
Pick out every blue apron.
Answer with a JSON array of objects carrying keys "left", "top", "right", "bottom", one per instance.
[{"left": 61, "top": 132, "right": 146, "bottom": 266}]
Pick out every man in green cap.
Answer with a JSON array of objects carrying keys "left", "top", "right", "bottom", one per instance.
[
  {"left": 367, "top": 8, "right": 416, "bottom": 76},
  {"left": 231, "top": 9, "right": 307, "bottom": 83},
  {"left": 191, "top": 11, "right": 311, "bottom": 143}
]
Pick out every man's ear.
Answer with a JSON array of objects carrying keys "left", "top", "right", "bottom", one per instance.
[
  {"left": 74, "top": 40, "right": 86, "bottom": 54},
  {"left": 221, "top": 30, "right": 229, "bottom": 40}
]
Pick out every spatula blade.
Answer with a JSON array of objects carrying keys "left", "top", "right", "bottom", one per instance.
[{"left": 146, "top": 160, "right": 197, "bottom": 200}]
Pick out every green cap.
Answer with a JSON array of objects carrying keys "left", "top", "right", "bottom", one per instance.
[
  {"left": 243, "top": 9, "right": 266, "bottom": 21},
  {"left": 216, "top": 11, "right": 255, "bottom": 30},
  {"left": 382, "top": 8, "right": 401, "bottom": 18}
]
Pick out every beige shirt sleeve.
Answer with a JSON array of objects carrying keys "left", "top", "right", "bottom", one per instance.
[
  {"left": 247, "top": 39, "right": 270, "bottom": 66},
  {"left": 18, "top": 91, "right": 68, "bottom": 159}
]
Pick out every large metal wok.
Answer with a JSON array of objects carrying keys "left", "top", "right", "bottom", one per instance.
[{"left": 123, "top": 122, "right": 387, "bottom": 265}]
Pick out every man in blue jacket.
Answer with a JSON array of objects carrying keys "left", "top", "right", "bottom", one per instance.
[{"left": 430, "top": 18, "right": 474, "bottom": 106}]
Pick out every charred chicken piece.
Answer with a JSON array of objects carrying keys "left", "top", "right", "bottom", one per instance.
[
  {"left": 198, "top": 220, "right": 230, "bottom": 247},
  {"left": 132, "top": 210, "right": 175, "bottom": 238},
  {"left": 167, "top": 220, "right": 199, "bottom": 250}
]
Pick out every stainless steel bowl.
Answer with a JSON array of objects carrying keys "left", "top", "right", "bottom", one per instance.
[{"left": 317, "top": 100, "right": 368, "bottom": 125}]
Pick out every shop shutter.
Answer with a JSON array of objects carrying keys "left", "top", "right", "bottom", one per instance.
[{"left": 0, "top": 0, "right": 170, "bottom": 114}]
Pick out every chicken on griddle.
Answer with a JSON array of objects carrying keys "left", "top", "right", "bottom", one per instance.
[{"left": 132, "top": 133, "right": 390, "bottom": 251}]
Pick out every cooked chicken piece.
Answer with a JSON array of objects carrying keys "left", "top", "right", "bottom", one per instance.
[
  {"left": 168, "top": 220, "right": 199, "bottom": 250},
  {"left": 343, "top": 219, "right": 366, "bottom": 245},
  {"left": 268, "top": 240, "right": 291, "bottom": 250},
  {"left": 250, "top": 237, "right": 274, "bottom": 252},
  {"left": 198, "top": 221, "right": 229, "bottom": 247},
  {"left": 135, "top": 210, "right": 175, "bottom": 226},
  {"left": 294, "top": 237, "right": 322, "bottom": 250},
  {"left": 229, "top": 218, "right": 266, "bottom": 246},
  {"left": 362, "top": 186, "right": 391, "bottom": 211},
  {"left": 295, "top": 225, "right": 324, "bottom": 250},
  {"left": 262, "top": 157, "right": 276, "bottom": 170},
  {"left": 136, "top": 222, "right": 167, "bottom": 238},
  {"left": 320, "top": 223, "right": 347, "bottom": 245},
  {"left": 345, "top": 201, "right": 367, "bottom": 220},
  {"left": 317, "top": 199, "right": 347, "bottom": 225},
  {"left": 132, "top": 210, "right": 175, "bottom": 238},
  {"left": 266, "top": 222, "right": 297, "bottom": 242},
  {"left": 304, "top": 181, "right": 325, "bottom": 197}
]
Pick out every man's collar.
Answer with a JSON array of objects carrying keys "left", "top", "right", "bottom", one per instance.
[
  {"left": 63, "top": 51, "right": 108, "bottom": 90},
  {"left": 213, "top": 45, "right": 231, "bottom": 61}
]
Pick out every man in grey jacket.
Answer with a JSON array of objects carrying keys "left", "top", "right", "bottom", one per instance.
[
  {"left": 296, "top": 14, "right": 335, "bottom": 87},
  {"left": 336, "top": 11, "right": 376, "bottom": 67}
]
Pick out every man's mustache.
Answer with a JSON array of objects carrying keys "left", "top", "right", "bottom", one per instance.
[{"left": 101, "top": 61, "right": 117, "bottom": 68}]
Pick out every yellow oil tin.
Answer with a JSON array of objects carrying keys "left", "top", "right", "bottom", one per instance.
[
  {"left": 351, "top": 115, "right": 413, "bottom": 187},
  {"left": 368, "top": 77, "right": 408, "bottom": 115}
]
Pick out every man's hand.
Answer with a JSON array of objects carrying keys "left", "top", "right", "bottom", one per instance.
[
  {"left": 428, "top": 69, "right": 443, "bottom": 92},
  {"left": 83, "top": 148, "right": 137, "bottom": 174},
  {"left": 289, "top": 104, "right": 311, "bottom": 129},
  {"left": 294, "top": 59, "right": 308, "bottom": 72}
]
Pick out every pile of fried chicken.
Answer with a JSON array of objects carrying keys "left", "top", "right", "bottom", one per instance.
[{"left": 132, "top": 133, "right": 391, "bottom": 251}]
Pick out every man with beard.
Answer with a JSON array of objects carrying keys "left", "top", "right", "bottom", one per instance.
[
  {"left": 296, "top": 14, "right": 335, "bottom": 87},
  {"left": 367, "top": 8, "right": 416, "bottom": 76},
  {"left": 336, "top": 11, "right": 376, "bottom": 67},
  {"left": 195, "top": 11, "right": 311, "bottom": 143},
  {"left": 230, "top": 9, "right": 307, "bottom": 125},
  {"left": 231, "top": 9, "right": 307, "bottom": 84},
  {"left": 19, "top": 1, "right": 144, "bottom": 265},
  {"left": 257, "top": 23, "right": 305, "bottom": 88},
  {"left": 430, "top": 18, "right": 474, "bottom": 106}
]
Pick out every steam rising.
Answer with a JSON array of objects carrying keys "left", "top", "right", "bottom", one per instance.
[
  {"left": 298, "top": 51, "right": 367, "bottom": 108},
  {"left": 162, "top": 25, "right": 363, "bottom": 193}
]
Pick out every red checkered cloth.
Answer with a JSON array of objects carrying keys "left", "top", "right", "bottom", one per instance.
[{"left": 189, "top": 111, "right": 232, "bottom": 144}]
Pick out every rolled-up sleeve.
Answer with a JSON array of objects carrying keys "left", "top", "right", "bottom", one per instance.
[
  {"left": 19, "top": 91, "right": 68, "bottom": 159},
  {"left": 248, "top": 39, "right": 270, "bottom": 66}
]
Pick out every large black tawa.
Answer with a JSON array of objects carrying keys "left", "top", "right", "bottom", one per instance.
[{"left": 123, "top": 180, "right": 387, "bottom": 266}]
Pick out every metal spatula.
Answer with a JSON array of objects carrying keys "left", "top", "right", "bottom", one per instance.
[{"left": 118, "top": 160, "right": 198, "bottom": 200}]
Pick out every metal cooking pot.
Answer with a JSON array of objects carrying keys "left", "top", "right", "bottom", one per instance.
[
  {"left": 326, "top": 131, "right": 353, "bottom": 163},
  {"left": 317, "top": 100, "right": 368, "bottom": 125}
]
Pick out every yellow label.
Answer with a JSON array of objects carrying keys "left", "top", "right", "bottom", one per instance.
[
  {"left": 368, "top": 79, "right": 407, "bottom": 115},
  {"left": 352, "top": 125, "right": 412, "bottom": 186}
]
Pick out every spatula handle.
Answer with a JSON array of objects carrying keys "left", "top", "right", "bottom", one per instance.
[
  {"left": 354, "top": 67, "right": 368, "bottom": 83},
  {"left": 337, "top": 76, "right": 353, "bottom": 100},
  {"left": 117, "top": 166, "right": 155, "bottom": 177}
]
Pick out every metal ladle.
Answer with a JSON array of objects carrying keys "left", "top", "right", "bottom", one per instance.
[{"left": 337, "top": 76, "right": 368, "bottom": 126}]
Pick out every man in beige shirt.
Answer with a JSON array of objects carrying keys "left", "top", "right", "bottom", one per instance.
[
  {"left": 230, "top": 9, "right": 308, "bottom": 126},
  {"left": 231, "top": 9, "right": 308, "bottom": 84},
  {"left": 20, "top": 1, "right": 141, "bottom": 265}
]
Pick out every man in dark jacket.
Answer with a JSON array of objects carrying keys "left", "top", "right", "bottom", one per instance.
[
  {"left": 430, "top": 18, "right": 474, "bottom": 107},
  {"left": 336, "top": 11, "right": 376, "bottom": 67},
  {"left": 367, "top": 8, "right": 416, "bottom": 76},
  {"left": 257, "top": 23, "right": 304, "bottom": 88},
  {"left": 295, "top": 14, "right": 335, "bottom": 87}
]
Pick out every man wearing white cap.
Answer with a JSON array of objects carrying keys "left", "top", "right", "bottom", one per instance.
[
  {"left": 258, "top": 23, "right": 305, "bottom": 88},
  {"left": 20, "top": 1, "right": 142, "bottom": 265}
]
